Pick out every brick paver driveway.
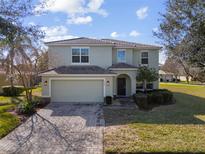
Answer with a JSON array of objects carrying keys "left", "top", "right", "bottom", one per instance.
[{"left": 0, "top": 103, "right": 104, "bottom": 154}]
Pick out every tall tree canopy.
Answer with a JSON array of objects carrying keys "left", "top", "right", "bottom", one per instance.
[
  {"left": 155, "top": 0, "right": 205, "bottom": 81},
  {"left": 0, "top": 0, "right": 45, "bottom": 102}
]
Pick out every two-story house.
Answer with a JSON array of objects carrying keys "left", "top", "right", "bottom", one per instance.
[{"left": 40, "top": 37, "right": 160, "bottom": 103}]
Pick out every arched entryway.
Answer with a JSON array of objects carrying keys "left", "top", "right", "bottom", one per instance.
[{"left": 117, "top": 74, "right": 131, "bottom": 96}]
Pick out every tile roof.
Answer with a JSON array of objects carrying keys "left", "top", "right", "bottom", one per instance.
[
  {"left": 40, "top": 65, "right": 116, "bottom": 75},
  {"left": 45, "top": 37, "right": 161, "bottom": 50},
  {"left": 102, "top": 39, "right": 161, "bottom": 49},
  {"left": 109, "top": 63, "right": 137, "bottom": 69},
  {"left": 45, "top": 37, "right": 113, "bottom": 46}
]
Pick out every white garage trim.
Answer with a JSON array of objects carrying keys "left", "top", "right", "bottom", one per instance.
[{"left": 46, "top": 78, "right": 106, "bottom": 98}]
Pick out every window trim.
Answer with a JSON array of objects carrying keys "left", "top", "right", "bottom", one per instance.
[
  {"left": 140, "top": 51, "right": 149, "bottom": 66},
  {"left": 117, "top": 49, "right": 126, "bottom": 63},
  {"left": 71, "top": 47, "right": 90, "bottom": 65}
]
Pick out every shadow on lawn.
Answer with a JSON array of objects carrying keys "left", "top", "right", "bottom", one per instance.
[
  {"left": 106, "top": 152, "right": 205, "bottom": 154},
  {"left": 104, "top": 92, "right": 205, "bottom": 126}
]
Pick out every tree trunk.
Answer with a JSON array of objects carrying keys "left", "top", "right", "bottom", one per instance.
[
  {"left": 143, "top": 80, "right": 147, "bottom": 93},
  {"left": 25, "top": 89, "right": 32, "bottom": 103},
  {"left": 10, "top": 49, "right": 14, "bottom": 95},
  {"left": 186, "top": 76, "right": 190, "bottom": 84},
  {"left": 174, "top": 75, "right": 178, "bottom": 82}
]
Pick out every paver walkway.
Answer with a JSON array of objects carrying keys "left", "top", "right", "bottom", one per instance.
[{"left": 0, "top": 103, "right": 104, "bottom": 154}]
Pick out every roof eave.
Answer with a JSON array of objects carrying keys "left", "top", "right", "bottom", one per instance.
[
  {"left": 44, "top": 43, "right": 114, "bottom": 47},
  {"left": 39, "top": 73, "right": 117, "bottom": 77},
  {"left": 109, "top": 68, "right": 137, "bottom": 70}
]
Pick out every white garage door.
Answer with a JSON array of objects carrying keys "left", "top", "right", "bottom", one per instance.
[{"left": 51, "top": 80, "right": 104, "bottom": 103}]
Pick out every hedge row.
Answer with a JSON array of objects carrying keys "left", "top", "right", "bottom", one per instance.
[
  {"left": 133, "top": 89, "right": 174, "bottom": 110},
  {"left": 2, "top": 86, "right": 25, "bottom": 96}
]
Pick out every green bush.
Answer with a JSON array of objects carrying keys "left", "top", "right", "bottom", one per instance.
[
  {"left": 133, "top": 93, "right": 149, "bottom": 110},
  {"left": 2, "top": 86, "right": 25, "bottom": 96},
  {"left": 160, "top": 89, "right": 173, "bottom": 104},
  {"left": 147, "top": 91, "right": 164, "bottom": 105},
  {"left": 134, "top": 89, "right": 174, "bottom": 110},
  {"left": 16, "top": 101, "right": 35, "bottom": 115}
]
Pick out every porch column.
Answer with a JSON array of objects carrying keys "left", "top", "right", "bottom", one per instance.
[
  {"left": 113, "top": 76, "right": 117, "bottom": 96},
  {"left": 131, "top": 77, "right": 136, "bottom": 95}
]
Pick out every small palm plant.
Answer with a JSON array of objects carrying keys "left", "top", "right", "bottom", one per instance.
[{"left": 136, "top": 66, "right": 159, "bottom": 92}]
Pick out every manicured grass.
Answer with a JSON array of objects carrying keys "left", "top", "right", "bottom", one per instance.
[
  {"left": 0, "top": 96, "right": 12, "bottom": 105},
  {"left": 0, "top": 112, "right": 20, "bottom": 138},
  {"left": 31, "top": 86, "right": 42, "bottom": 96},
  {"left": 0, "top": 86, "right": 42, "bottom": 139},
  {"left": 104, "top": 83, "right": 205, "bottom": 153},
  {"left": 0, "top": 102, "right": 20, "bottom": 138}
]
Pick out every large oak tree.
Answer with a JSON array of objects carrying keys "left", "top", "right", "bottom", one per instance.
[{"left": 155, "top": 0, "right": 205, "bottom": 82}]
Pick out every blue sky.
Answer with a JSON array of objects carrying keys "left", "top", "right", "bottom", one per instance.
[{"left": 26, "top": 0, "right": 167, "bottom": 63}]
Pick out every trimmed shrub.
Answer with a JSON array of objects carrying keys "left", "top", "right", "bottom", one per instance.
[
  {"left": 2, "top": 86, "right": 25, "bottom": 96},
  {"left": 133, "top": 93, "right": 149, "bottom": 110},
  {"left": 160, "top": 89, "right": 173, "bottom": 104},
  {"left": 134, "top": 89, "right": 174, "bottom": 110},
  {"left": 16, "top": 101, "right": 35, "bottom": 115},
  {"left": 147, "top": 91, "right": 164, "bottom": 105},
  {"left": 105, "top": 96, "right": 112, "bottom": 105}
]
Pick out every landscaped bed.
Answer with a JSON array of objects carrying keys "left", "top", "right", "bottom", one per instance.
[
  {"left": 0, "top": 86, "right": 42, "bottom": 139},
  {"left": 104, "top": 83, "right": 205, "bottom": 153}
]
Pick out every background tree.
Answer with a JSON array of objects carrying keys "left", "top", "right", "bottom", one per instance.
[
  {"left": 37, "top": 51, "right": 48, "bottom": 72},
  {"left": 0, "top": 0, "right": 44, "bottom": 101},
  {"left": 136, "top": 66, "right": 159, "bottom": 92},
  {"left": 155, "top": 0, "right": 205, "bottom": 82},
  {"left": 161, "top": 57, "right": 181, "bottom": 82}
]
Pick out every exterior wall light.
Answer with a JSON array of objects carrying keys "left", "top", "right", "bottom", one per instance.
[
  {"left": 44, "top": 80, "right": 48, "bottom": 86},
  {"left": 106, "top": 80, "right": 110, "bottom": 86}
]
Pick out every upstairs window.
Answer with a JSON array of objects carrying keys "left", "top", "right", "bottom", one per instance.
[
  {"left": 72, "top": 48, "right": 89, "bottom": 64},
  {"left": 117, "top": 49, "right": 126, "bottom": 62},
  {"left": 141, "top": 52, "right": 148, "bottom": 65}
]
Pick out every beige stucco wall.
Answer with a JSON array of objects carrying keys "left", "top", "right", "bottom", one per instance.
[
  {"left": 148, "top": 50, "right": 159, "bottom": 69},
  {"left": 90, "top": 46, "right": 112, "bottom": 68},
  {"left": 48, "top": 45, "right": 159, "bottom": 71},
  {"left": 48, "top": 46, "right": 112, "bottom": 69},
  {"left": 133, "top": 49, "right": 159, "bottom": 68},
  {"left": 133, "top": 49, "right": 140, "bottom": 66},
  {"left": 42, "top": 76, "right": 113, "bottom": 98}
]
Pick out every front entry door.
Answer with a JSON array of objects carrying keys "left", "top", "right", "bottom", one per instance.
[{"left": 117, "top": 78, "right": 126, "bottom": 96}]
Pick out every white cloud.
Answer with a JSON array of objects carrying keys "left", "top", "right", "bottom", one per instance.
[
  {"left": 36, "top": 0, "right": 107, "bottom": 24},
  {"left": 41, "top": 26, "right": 77, "bottom": 42},
  {"left": 110, "top": 32, "right": 119, "bottom": 38},
  {"left": 87, "top": 0, "right": 108, "bottom": 17},
  {"left": 152, "top": 27, "right": 158, "bottom": 33},
  {"left": 67, "top": 16, "right": 92, "bottom": 25},
  {"left": 129, "top": 30, "right": 140, "bottom": 37},
  {"left": 28, "top": 22, "right": 36, "bottom": 26},
  {"left": 136, "top": 6, "right": 148, "bottom": 19}
]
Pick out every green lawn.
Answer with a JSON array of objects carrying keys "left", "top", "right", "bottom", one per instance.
[
  {"left": 0, "top": 97, "right": 20, "bottom": 138},
  {"left": 104, "top": 83, "right": 205, "bottom": 153},
  {"left": 0, "top": 86, "right": 42, "bottom": 138}
]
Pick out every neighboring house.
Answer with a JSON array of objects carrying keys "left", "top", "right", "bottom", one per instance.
[
  {"left": 40, "top": 37, "right": 160, "bottom": 103},
  {"left": 159, "top": 70, "right": 174, "bottom": 82}
]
